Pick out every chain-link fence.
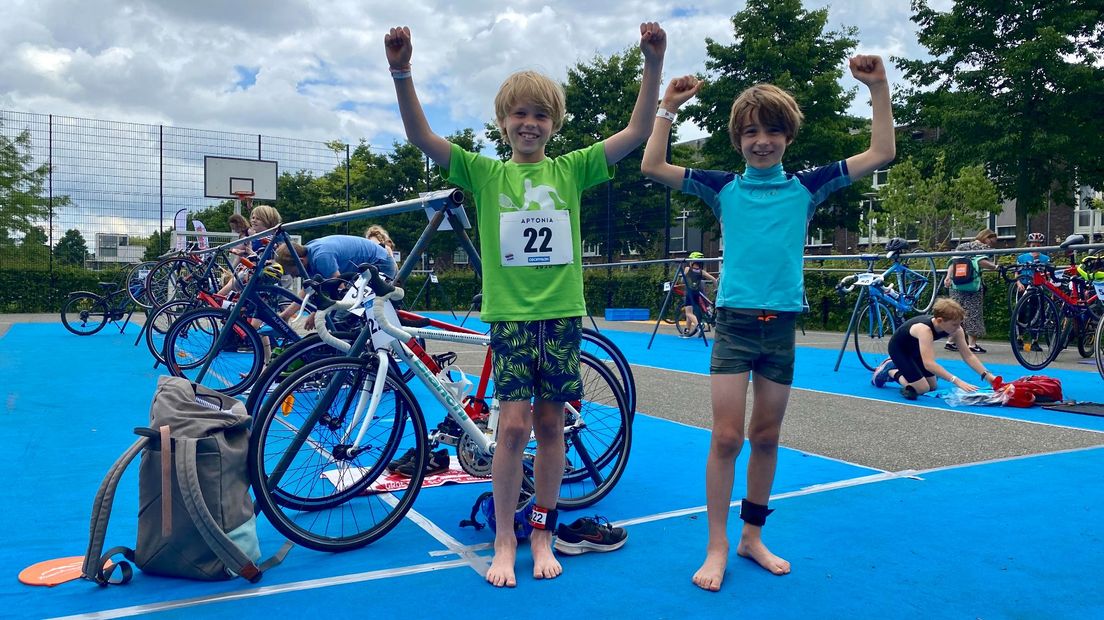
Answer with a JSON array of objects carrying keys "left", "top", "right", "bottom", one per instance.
[{"left": 0, "top": 109, "right": 348, "bottom": 273}]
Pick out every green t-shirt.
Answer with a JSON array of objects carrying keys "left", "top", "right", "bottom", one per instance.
[{"left": 447, "top": 142, "right": 613, "bottom": 322}]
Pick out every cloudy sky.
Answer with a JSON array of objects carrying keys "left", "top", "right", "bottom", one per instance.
[{"left": 0, "top": 0, "right": 955, "bottom": 150}]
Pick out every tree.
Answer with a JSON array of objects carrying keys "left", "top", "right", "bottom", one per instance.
[
  {"left": 876, "top": 153, "right": 1001, "bottom": 249},
  {"left": 22, "top": 226, "right": 47, "bottom": 247},
  {"left": 896, "top": 0, "right": 1104, "bottom": 243},
  {"left": 54, "top": 228, "right": 88, "bottom": 266},
  {"left": 142, "top": 229, "right": 174, "bottom": 261},
  {"left": 680, "top": 0, "right": 871, "bottom": 235},
  {"left": 0, "top": 120, "right": 71, "bottom": 245},
  {"left": 484, "top": 49, "right": 668, "bottom": 256}
]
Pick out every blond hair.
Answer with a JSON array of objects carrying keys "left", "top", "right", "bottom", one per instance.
[
  {"left": 365, "top": 224, "right": 393, "bottom": 249},
  {"left": 728, "top": 84, "right": 804, "bottom": 148},
  {"left": 274, "top": 241, "right": 305, "bottom": 273},
  {"left": 249, "top": 205, "right": 282, "bottom": 230},
  {"left": 975, "top": 228, "right": 997, "bottom": 244},
  {"left": 932, "top": 298, "right": 966, "bottom": 322},
  {"left": 494, "top": 70, "right": 566, "bottom": 134}
]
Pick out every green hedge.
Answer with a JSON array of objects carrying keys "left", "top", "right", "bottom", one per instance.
[
  {"left": 0, "top": 267, "right": 129, "bottom": 313},
  {"left": 0, "top": 265, "right": 1014, "bottom": 340}
]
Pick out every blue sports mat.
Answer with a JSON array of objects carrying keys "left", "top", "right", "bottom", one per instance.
[{"left": 2, "top": 321, "right": 1102, "bottom": 618}]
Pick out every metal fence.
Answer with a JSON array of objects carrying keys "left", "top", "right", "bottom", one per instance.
[{"left": 0, "top": 109, "right": 349, "bottom": 272}]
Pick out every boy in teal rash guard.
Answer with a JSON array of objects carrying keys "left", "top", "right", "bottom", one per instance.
[
  {"left": 642, "top": 57, "right": 896, "bottom": 591},
  {"left": 385, "top": 22, "right": 666, "bottom": 588}
]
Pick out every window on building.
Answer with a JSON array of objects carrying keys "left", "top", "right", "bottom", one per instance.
[{"left": 670, "top": 209, "right": 688, "bottom": 254}]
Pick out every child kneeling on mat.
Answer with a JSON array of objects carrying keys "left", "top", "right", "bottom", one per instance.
[{"left": 872, "top": 298, "right": 999, "bottom": 399}]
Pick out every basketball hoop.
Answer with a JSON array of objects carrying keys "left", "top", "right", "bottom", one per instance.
[{"left": 233, "top": 191, "right": 255, "bottom": 205}]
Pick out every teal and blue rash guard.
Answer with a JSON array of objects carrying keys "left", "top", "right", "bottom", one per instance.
[{"left": 683, "top": 162, "right": 851, "bottom": 312}]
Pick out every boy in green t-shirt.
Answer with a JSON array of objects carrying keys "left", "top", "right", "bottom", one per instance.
[{"left": 385, "top": 22, "right": 665, "bottom": 587}]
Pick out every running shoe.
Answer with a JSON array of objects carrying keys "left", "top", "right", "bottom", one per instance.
[
  {"left": 554, "top": 516, "right": 628, "bottom": 555},
  {"left": 944, "top": 342, "right": 958, "bottom": 351},
  {"left": 969, "top": 345, "right": 987, "bottom": 354},
  {"left": 386, "top": 447, "right": 418, "bottom": 473},
  {"left": 871, "top": 358, "right": 895, "bottom": 388},
  {"left": 395, "top": 448, "right": 450, "bottom": 478}
]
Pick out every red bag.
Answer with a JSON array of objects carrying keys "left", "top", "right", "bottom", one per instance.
[
  {"left": 997, "top": 375, "right": 1063, "bottom": 407},
  {"left": 997, "top": 384, "right": 1035, "bottom": 408}
]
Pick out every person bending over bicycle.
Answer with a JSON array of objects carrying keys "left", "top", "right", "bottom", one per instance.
[
  {"left": 681, "top": 251, "right": 717, "bottom": 337},
  {"left": 275, "top": 235, "right": 397, "bottom": 329},
  {"left": 1015, "top": 232, "right": 1051, "bottom": 292},
  {"left": 871, "top": 298, "right": 999, "bottom": 400}
]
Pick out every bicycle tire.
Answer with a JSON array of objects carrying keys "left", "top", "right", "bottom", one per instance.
[
  {"left": 145, "top": 299, "right": 202, "bottom": 364},
  {"left": 244, "top": 333, "right": 346, "bottom": 416},
  {"left": 853, "top": 300, "right": 897, "bottom": 371},
  {"left": 1010, "top": 290, "right": 1060, "bottom": 371},
  {"left": 145, "top": 256, "right": 210, "bottom": 307},
  {"left": 901, "top": 250, "right": 939, "bottom": 313},
  {"left": 539, "top": 351, "right": 632, "bottom": 510},
  {"left": 1077, "top": 315, "right": 1097, "bottom": 359},
  {"left": 1095, "top": 311, "right": 1104, "bottom": 382},
  {"left": 126, "top": 260, "right": 159, "bottom": 309},
  {"left": 163, "top": 308, "right": 264, "bottom": 395},
  {"left": 675, "top": 305, "right": 700, "bottom": 337},
  {"left": 61, "top": 293, "right": 109, "bottom": 336},
  {"left": 249, "top": 355, "right": 428, "bottom": 552},
  {"left": 581, "top": 327, "right": 637, "bottom": 417}
]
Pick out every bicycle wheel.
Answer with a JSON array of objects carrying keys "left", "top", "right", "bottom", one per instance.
[
  {"left": 163, "top": 308, "right": 264, "bottom": 395},
  {"left": 1095, "top": 312, "right": 1104, "bottom": 381},
  {"left": 853, "top": 300, "right": 897, "bottom": 371},
  {"left": 244, "top": 333, "right": 347, "bottom": 416},
  {"left": 900, "top": 250, "right": 939, "bottom": 313},
  {"left": 675, "top": 304, "right": 700, "bottom": 337},
  {"left": 249, "top": 355, "right": 428, "bottom": 551},
  {"left": 145, "top": 256, "right": 209, "bottom": 307},
  {"left": 1077, "top": 314, "right": 1097, "bottom": 359},
  {"left": 1007, "top": 282, "right": 1027, "bottom": 316},
  {"left": 126, "top": 260, "right": 159, "bottom": 309},
  {"left": 1010, "top": 290, "right": 1060, "bottom": 371},
  {"left": 581, "top": 327, "right": 636, "bottom": 417},
  {"left": 145, "top": 299, "right": 201, "bottom": 364},
  {"left": 61, "top": 293, "right": 109, "bottom": 336},
  {"left": 547, "top": 351, "right": 632, "bottom": 510}
]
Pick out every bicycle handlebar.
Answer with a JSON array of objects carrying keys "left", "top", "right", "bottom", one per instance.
[{"left": 835, "top": 272, "right": 884, "bottom": 293}]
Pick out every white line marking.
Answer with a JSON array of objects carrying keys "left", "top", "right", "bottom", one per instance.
[{"left": 47, "top": 559, "right": 471, "bottom": 620}]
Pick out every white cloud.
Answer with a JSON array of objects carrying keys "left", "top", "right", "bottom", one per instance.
[{"left": 1, "top": 1, "right": 936, "bottom": 146}]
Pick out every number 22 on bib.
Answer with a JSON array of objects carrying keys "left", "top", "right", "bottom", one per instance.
[{"left": 499, "top": 210, "right": 573, "bottom": 266}]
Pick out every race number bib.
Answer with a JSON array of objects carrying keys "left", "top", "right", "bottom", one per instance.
[
  {"left": 341, "top": 278, "right": 399, "bottom": 348},
  {"left": 499, "top": 210, "right": 572, "bottom": 267}
]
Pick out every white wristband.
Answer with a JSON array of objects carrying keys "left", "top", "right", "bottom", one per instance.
[
  {"left": 390, "top": 67, "right": 412, "bottom": 80},
  {"left": 949, "top": 376, "right": 958, "bottom": 384},
  {"left": 656, "top": 107, "right": 677, "bottom": 123}
]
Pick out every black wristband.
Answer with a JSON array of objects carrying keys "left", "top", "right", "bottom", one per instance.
[{"left": 980, "top": 371, "right": 989, "bottom": 380}]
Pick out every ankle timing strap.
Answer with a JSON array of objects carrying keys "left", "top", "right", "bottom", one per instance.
[
  {"left": 739, "top": 499, "right": 773, "bottom": 527},
  {"left": 528, "top": 504, "right": 558, "bottom": 531}
]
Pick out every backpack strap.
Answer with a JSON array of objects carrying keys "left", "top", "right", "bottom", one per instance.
[
  {"left": 82, "top": 436, "right": 148, "bottom": 586},
  {"left": 174, "top": 437, "right": 265, "bottom": 582}
]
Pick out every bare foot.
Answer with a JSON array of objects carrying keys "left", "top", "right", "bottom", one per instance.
[
  {"left": 691, "top": 542, "right": 728, "bottom": 591},
  {"left": 736, "top": 537, "right": 790, "bottom": 575},
  {"left": 486, "top": 537, "right": 518, "bottom": 587},
  {"left": 530, "top": 530, "right": 562, "bottom": 580}
]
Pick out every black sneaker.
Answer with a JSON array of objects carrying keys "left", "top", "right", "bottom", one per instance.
[
  {"left": 396, "top": 448, "right": 450, "bottom": 478},
  {"left": 554, "top": 516, "right": 627, "bottom": 555},
  {"left": 944, "top": 342, "right": 958, "bottom": 351},
  {"left": 386, "top": 447, "right": 418, "bottom": 473}
]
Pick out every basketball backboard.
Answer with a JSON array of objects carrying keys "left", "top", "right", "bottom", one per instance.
[{"left": 204, "top": 156, "right": 278, "bottom": 200}]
